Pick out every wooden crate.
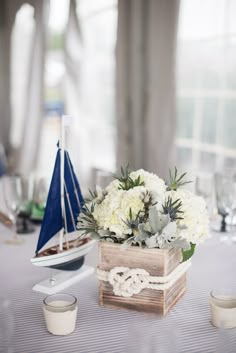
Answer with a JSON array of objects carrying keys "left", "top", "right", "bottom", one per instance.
[{"left": 98, "top": 242, "right": 187, "bottom": 316}]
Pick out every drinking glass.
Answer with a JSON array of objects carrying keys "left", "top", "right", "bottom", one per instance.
[
  {"left": 43, "top": 293, "right": 78, "bottom": 335},
  {"left": 210, "top": 289, "right": 236, "bottom": 328},
  {"left": 94, "top": 169, "right": 113, "bottom": 189},
  {"left": 34, "top": 176, "right": 48, "bottom": 206},
  {"left": 209, "top": 289, "right": 236, "bottom": 352},
  {"left": 17, "top": 175, "right": 35, "bottom": 233},
  {"left": 214, "top": 172, "right": 236, "bottom": 240},
  {"left": 0, "top": 143, "right": 7, "bottom": 177},
  {"left": 2, "top": 176, "right": 24, "bottom": 244},
  {"left": 31, "top": 176, "right": 48, "bottom": 223},
  {"left": 195, "top": 173, "right": 214, "bottom": 213}
]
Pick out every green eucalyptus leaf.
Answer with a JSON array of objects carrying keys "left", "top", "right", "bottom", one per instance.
[
  {"left": 149, "top": 207, "right": 159, "bottom": 233},
  {"left": 98, "top": 229, "right": 111, "bottom": 237},
  {"left": 182, "top": 242, "right": 196, "bottom": 262},
  {"left": 90, "top": 232, "right": 101, "bottom": 240}
]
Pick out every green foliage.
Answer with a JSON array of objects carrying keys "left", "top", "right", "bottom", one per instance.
[
  {"left": 123, "top": 208, "right": 144, "bottom": 231},
  {"left": 77, "top": 204, "right": 99, "bottom": 237},
  {"left": 182, "top": 242, "right": 196, "bottom": 262},
  {"left": 167, "top": 167, "right": 192, "bottom": 191},
  {"left": 84, "top": 189, "right": 98, "bottom": 203},
  {"left": 113, "top": 165, "right": 144, "bottom": 190},
  {"left": 162, "top": 196, "right": 184, "bottom": 221}
]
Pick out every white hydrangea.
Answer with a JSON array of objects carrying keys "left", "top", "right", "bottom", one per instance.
[
  {"left": 78, "top": 167, "right": 209, "bottom": 257},
  {"left": 105, "top": 179, "right": 120, "bottom": 193},
  {"left": 167, "top": 189, "right": 209, "bottom": 244},
  {"left": 129, "top": 169, "right": 166, "bottom": 208},
  {"left": 130, "top": 169, "right": 166, "bottom": 195},
  {"left": 93, "top": 186, "right": 146, "bottom": 238}
]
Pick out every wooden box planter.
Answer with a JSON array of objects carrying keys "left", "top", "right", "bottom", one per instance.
[{"left": 97, "top": 242, "right": 189, "bottom": 316}]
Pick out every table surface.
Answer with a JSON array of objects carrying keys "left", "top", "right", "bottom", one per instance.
[{"left": 0, "top": 224, "right": 236, "bottom": 353}]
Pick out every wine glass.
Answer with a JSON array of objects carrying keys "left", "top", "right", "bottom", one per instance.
[
  {"left": 94, "top": 168, "right": 113, "bottom": 189},
  {"left": 0, "top": 143, "right": 7, "bottom": 177},
  {"left": 17, "top": 175, "right": 35, "bottom": 234},
  {"left": 215, "top": 172, "right": 236, "bottom": 242},
  {"left": 31, "top": 176, "right": 48, "bottom": 223},
  {"left": 195, "top": 173, "right": 214, "bottom": 212},
  {"left": 2, "top": 175, "right": 24, "bottom": 245}
]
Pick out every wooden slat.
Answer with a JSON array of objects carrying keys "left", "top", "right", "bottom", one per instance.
[
  {"left": 99, "top": 242, "right": 182, "bottom": 276},
  {"left": 99, "top": 274, "right": 186, "bottom": 315},
  {"left": 98, "top": 242, "right": 187, "bottom": 315}
]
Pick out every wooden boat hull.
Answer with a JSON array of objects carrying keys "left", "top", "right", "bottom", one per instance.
[{"left": 31, "top": 237, "right": 95, "bottom": 270}]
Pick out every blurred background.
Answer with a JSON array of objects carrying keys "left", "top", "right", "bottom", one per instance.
[{"left": 0, "top": 0, "right": 236, "bottom": 220}]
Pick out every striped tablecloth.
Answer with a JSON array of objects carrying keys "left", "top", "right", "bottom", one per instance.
[{"left": 1, "top": 225, "right": 236, "bottom": 353}]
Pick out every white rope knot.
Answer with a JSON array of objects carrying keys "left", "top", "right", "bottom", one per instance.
[
  {"left": 97, "top": 261, "right": 191, "bottom": 298},
  {"left": 108, "top": 267, "right": 149, "bottom": 297}
]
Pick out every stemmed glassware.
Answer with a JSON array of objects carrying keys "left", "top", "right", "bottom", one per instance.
[
  {"left": 30, "top": 176, "right": 48, "bottom": 223},
  {"left": 17, "top": 175, "right": 35, "bottom": 233},
  {"left": 94, "top": 169, "right": 113, "bottom": 189},
  {"left": 2, "top": 175, "right": 24, "bottom": 245},
  {"left": 195, "top": 173, "right": 214, "bottom": 213},
  {"left": 214, "top": 171, "right": 236, "bottom": 242}
]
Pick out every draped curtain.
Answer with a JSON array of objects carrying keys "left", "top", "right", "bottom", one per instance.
[
  {"left": 0, "top": 0, "right": 16, "bottom": 153},
  {"left": 63, "top": 0, "right": 90, "bottom": 186},
  {"left": 116, "top": 0, "right": 180, "bottom": 178},
  {"left": 17, "top": 0, "right": 48, "bottom": 174},
  {"left": 0, "top": 0, "right": 48, "bottom": 174}
]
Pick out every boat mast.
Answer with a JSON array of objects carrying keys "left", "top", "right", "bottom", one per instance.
[{"left": 59, "top": 115, "right": 70, "bottom": 251}]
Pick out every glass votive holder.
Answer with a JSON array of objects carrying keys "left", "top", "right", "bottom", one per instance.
[
  {"left": 209, "top": 289, "right": 236, "bottom": 328},
  {"left": 43, "top": 293, "right": 78, "bottom": 335}
]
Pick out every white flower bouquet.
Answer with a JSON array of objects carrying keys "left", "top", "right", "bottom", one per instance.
[{"left": 77, "top": 167, "right": 209, "bottom": 261}]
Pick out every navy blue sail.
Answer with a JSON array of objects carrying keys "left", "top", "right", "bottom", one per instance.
[
  {"left": 64, "top": 151, "right": 84, "bottom": 232},
  {"left": 35, "top": 148, "right": 84, "bottom": 254}
]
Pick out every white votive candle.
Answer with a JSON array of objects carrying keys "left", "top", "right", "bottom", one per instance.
[
  {"left": 209, "top": 290, "right": 236, "bottom": 329},
  {"left": 43, "top": 293, "right": 78, "bottom": 335}
]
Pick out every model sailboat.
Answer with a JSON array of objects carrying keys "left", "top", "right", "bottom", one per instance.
[{"left": 31, "top": 127, "right": 94, "bottom": 271}]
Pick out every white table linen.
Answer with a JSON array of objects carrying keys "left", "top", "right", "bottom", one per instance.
[{"left": 0, "top": 225, "right": 236, "bottom": 353}]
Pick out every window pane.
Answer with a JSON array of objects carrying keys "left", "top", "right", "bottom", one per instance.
[
  {"left": 176, "top": 0, "right": 236, "bottom": 173},
  {"left": 224, "top": 158, "right": 236, "bottom": 169},
  {"left": 201, "top": 99, "right": 218, "bottom": 144},
  {"left": 177, "top": 44, "right": 199, "bottom": 90},
  {"left": 200, "top": 42, "right": 223, "bottom": 90},
  {"left": 226, "top": 42, "right": 236, "bottom": 90},
  {"left": 176, "top": 147, "right": 192, "bottom": 171},
  {"left": 200, "top": 152, "right": 216, "bottom": 172},
  {"left": 228, "top": 0, "right": 236, "bottom": 34},
  {"left": 222, "top": 99, "right": 236, "bottom": 148},
  {"left": 177, "top": 98, "right": 194, "bottom": 139},
  {"left": 179, "top": 0, "right": 226, "bottom": 40}
]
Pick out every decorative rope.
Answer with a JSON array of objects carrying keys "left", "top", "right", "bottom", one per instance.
[{"left": 97, "top": 261, "right": 191, "bottom": 297}]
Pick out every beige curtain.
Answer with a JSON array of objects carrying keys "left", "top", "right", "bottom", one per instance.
[
  {"left": 0, "top": 0, "right": 48, "bottom": 174},
  {"left": 0, "top": 0, "right": 17, "bottom": 153},
  {"left": 116, "top": 0, "right": 180, "bottom": 178},
  {"left": 17, "top": 0, "right": 48, "bottom": 174}
]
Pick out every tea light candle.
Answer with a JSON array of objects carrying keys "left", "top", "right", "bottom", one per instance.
[
  {"left": 43, "top": 293, "right": 78, "bottom": 335},
  {"left": 209, "top": 289, "right": 236, "bottom": 329}
]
